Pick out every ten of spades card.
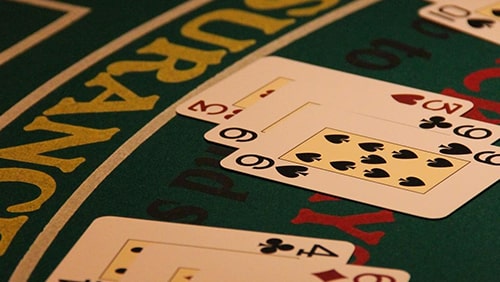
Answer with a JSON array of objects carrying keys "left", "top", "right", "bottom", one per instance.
[{"left": 419, "top": 0, "right": 500, "bottom": 46}]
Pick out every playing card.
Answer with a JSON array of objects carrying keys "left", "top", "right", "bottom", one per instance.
[
  {"left": 220, "top": 105, "right": 499, "bottom": 219},
  {"left": 119, "top": 242, "right": 410, "bottom": 282},
  {"left": 419, "top": 0, "right": 500, "bottom": 45},
  {"left": 177, "top": 56, "right": 473, "bottom": 124},
  {"left": 193, "top": 262, "right": 410, "bottom": 281},
  {"left": 204, "top": 79, "right": 494, "bottom": 149},
  {"left": 48, "top": 216, "right": 355, "bottom": 282},
  {"left": 120, "top": 243, "right": 319, "bottom": 281}
]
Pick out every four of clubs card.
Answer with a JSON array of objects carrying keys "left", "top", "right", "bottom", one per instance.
[{"left": 49, "top": 217, "right": 409, "bottom": 281}]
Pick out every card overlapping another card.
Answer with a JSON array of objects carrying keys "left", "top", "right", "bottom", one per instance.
[
  {"left": 219, "top": 104, "right": 499, "bottom": 219},
  {"left": 177, "top": 56, "right": 474, "bottom": 125},
  {"left": 204, "top": 79, "right": 498, "bottom": 150},
  {"left": 197, "top": 56, "right": 490, "bottom": 151},
  {"left": 419, "top": 0, "right": 500, "bottom": 46},
  {"left": 120, "top": 242, "right": 410, "bottom": 282},
  {"left": 48, "top": 217, "right": 356, "bottom": 282},
  {"left": 208, "top": 105, "right": 500, "bottom": 151}
]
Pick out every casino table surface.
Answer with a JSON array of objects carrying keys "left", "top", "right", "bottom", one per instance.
[{"left": 1, "top": 0, "right": 499, "bottom": 281}]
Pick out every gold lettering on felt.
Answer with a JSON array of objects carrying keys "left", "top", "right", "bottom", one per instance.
[
  {"left": 0, "top": 168, "right": 56, "bottom": 213},
  {"left": 280, "top": 128, "right": 468, "bottom": 193},
  {"left": 0, "top": 117, "right": 119, "bottom": 173},
  {"left": 245, "top": 0, "right": 340, "bottom": 17},
  {"left": 44, "top": 72, "right": 159, "bottom": 115},
  {"left": 0, "top": 0, "right": 348, "bottom": 258},
  {"left": 181, "top": 9, "right": 295, "bottom": 53},
  {"left": 0, "top": 168, "right": 56, "bottom": 255},
  {"left": 0, "top": 216, "right": 28, "bottom": 256},
  {"left": 107, "top": 38, "right": 227, "bottom": 83}
]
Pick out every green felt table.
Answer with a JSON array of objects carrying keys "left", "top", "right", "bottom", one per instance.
[{"left": 1, "top": 0, "right": 499, "bottom": 281}]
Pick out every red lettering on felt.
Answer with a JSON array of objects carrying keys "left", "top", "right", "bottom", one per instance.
[
  {"left": 291, "top": 208, "right": 395, "bottom": 245},
  {"left": 463, "top": 58, "right": 500, "bottom": 92},
  {"left": 441, "top": 88, "right": 500, "bottom": 124},
  {"left": 308, "top": 193, "right": 340, "bottom": 202},
  {"left": 351, "top": 245, "right": 370, "bottom": 265},
  {"left": 440, "top": 58, "right": 500, "bottom": 124}
]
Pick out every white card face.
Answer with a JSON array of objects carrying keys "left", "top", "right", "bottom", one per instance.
[
  {"left": 120, "top": 243, "right": 317, "bottom": 281},
  {"left": 204, "top": 80, "right": 496, "bottom": 149},
  {"left": 193, "top": 262, "right": 410, "bottom": 281},
  {"left": 220, "top": 106, "right": 499, "bottom": 219},
  {"left": 48, "top": 217, "right": 355, "bottom": 282},
  {"left": 119, "top": 242, "right": 410, "bottom": 282},
  {"left": 176, "top": 56, "right": 474, "bottom": 124},
  {"left": 419, "top": 0, "right": 500, "bottom": 46}
]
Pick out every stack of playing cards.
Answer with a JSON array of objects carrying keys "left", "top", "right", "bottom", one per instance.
[
  {"left": 49, "top": 56, "right": 498, "bottom": 281},
  {"left": 419, "top": 0, "right": 500, "bottom": 46},
  {"left": 48, "top": 217, "right": 410, "bottom": 281},
  {"left": 177, "top": 56, "right": 499, "bottom": 219}
]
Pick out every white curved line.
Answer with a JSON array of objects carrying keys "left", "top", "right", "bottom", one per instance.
[
  {"left": 0, "top": 0, "right": 212, "bottom": 132},
  {"left": 1, "top": 0, "right": 90, "bottom": 66},
  {"left": 9, "top": 0, "right": 380, "bottom": 280}
]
